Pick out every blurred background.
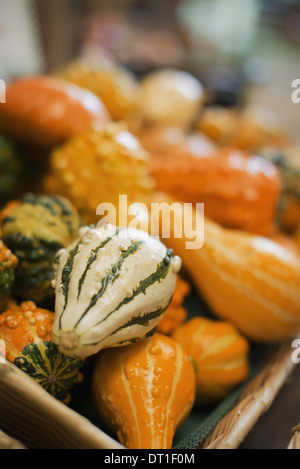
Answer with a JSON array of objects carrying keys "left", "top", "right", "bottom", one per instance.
[{"left": 0, "top": 0, "right": 299, "bottom": 141}]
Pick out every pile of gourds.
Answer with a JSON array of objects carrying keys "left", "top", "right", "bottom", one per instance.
[{"left": 0, "top": 61, "right": 299, "bottom": 449}]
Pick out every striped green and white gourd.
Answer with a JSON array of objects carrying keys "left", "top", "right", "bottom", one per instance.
[
  {"left": 52, "top": 224, "right": 181, "bottom": 358},
  {"left": 1, "top": 193, "right": 81, "bottom": 303}
]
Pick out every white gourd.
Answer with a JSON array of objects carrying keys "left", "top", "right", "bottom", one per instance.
[{"left": 52, "top": 224, "right": 181, "bottom": 358}]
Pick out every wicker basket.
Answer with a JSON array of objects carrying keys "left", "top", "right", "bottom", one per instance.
[
  {"left": 202, "top": 341, "right": 296, "bottom": 449},
  {"left": 0, "top": 339, "right": 296, "bottom": 449}
]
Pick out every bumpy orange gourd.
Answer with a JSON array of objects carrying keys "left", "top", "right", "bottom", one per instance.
[
  {"left": 92, "top": 333, "right": 196, "bottom": 449},
  {"left": 146, "top": 195, "right": 300, "bottom": 342},
  {"left": 156, "top": 276, "right": 190, "bottom": 335},
  {"left": 172, "top": 317, "right": 250, "bottom": 405},
  {"left": 44, "top": 124, "right": 154, "bottom": 224},
  {"left": 0, "top": 300, "right": 53, "bottom": 362},
  {"left": 0, "top": 300, "right": 82, "bottom": 401},
  {"left": 147, "top": 138, "right": 281, "bottom": 235}
]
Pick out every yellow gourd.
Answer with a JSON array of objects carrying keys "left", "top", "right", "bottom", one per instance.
[
  {"left": 44, "top": 124, "right": 154, "bottom": 224},
  {"left": 142, "top": 194, "right": 300, "bottom": 342},
  {"left": 92, "top": 333, "right": 196, "bottom": 449},
  {"left": 172, "top": 317, "right": 250, "bottom": 405}
]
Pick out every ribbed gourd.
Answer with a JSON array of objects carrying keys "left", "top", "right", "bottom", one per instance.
[
  {"left": 44, "top": 124, "right": 154, "bottom": 225},
  {"left": 142, "top": 194, "right": 300, "bottom": 342},
  {"left": 158, "top": 197, "right": 300, "bottom": 342},
  {"left": 0, "top": 300, "right": 82, "bottom": 402},
  {"left": 171, "top": 317, "right": 250, "bottom": 405},
  {"left": 52, "top": 224, "right": 181, "bottom": 359},
  {"left": 0, "top": 135, "right": 23, "bottom": 206},
  {"left": 0, "top": 240, "right": 17, "bottom": 312},
  {"left": 0, "top": 193, "right": 81, "bottom": 303},
  {"left": 92, "top": 333, "right": 196, "bottom": 449}
]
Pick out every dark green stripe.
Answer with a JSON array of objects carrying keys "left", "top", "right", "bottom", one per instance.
[
  {"left": 117, "top": 301, "right": 171, "bottom": 330},
  {"left": 77, "top": 229, "right": 120, "bottom": 299},
  {"left": 59, "top": 240, "right": 82, "bottom": 329},
  {"left": 20, "top": 193, "right": 57, "bottom": 215},
  {"left": 74, "top": 240, "right": 144, "bottom": 329},
  {"left": 82, "top": 303, "right": 170, "bottom": 348},
  {"left": 90, "top": 249, "right": 173, "bottom": 330}
]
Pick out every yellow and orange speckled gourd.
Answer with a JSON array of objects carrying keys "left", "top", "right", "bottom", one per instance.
[
  {"left": 172, "top": 317, "right": 250, "bottom": 405},
  {"left": 142, "top": 194, "right": 300, "bottom": 343},
  {"left": 92, "top": 333, "right": 196, "bottom": 449},
  {"left": 44, "top": 124, "right": 154, "bottom": 224}
]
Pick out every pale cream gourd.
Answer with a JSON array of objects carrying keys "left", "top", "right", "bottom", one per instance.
[{"left": 52, "top": 224, "right": 181, "bottom": 358}]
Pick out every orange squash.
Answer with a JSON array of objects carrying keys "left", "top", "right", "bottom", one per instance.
[
  {"left": 171, "top": 317, "right": 250, "bottom": 405},
  {"left": 156, "top": 276, "right": 190, "bottom": 335},
  {"left": 92, "top": 333, "right": 196, "bottom": 449},
  {"left": 0, "top": 76, "right": 111, "bottom": 148},
  {"left": 145, "top": 195, "right": 300, "bottom": 343},
  {"left": 147, "top": 141, "right": 281, "bottom": 236}
]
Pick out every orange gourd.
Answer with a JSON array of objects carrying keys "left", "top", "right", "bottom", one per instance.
[
  {"left": 147, "top": 139, "right": 281, "bottom": 235},
  {"left": 0, "top": 300, "right": 82, "bottom": 401},
  {"left": 146, "top": 195, "right": 300, "bottom": 342},
  {"left": 92, "top": 333, "right": 196, "bottom": 449},
  {"left": 171, "top": 317, "right": 250, "bottom": 405},
  {"left": 0, "top": 76, "right": 111, "bottom": 148},
  {"left": 156, "top": 276, "right": 190, "bottom": 335}
]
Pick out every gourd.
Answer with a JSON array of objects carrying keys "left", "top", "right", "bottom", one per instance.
[
  {"left": 139, "top": 69, "right": 204, "bottom": 129},
  {"left": 1, "top": 193, "right": 81, "bottom": 303},
  {"left": 156, "top": 276, "right": 190, "bottom": 335},
  {"left": 44, "top": 124, "right": 154, "bottom": 224},
  {"left": 231, "top": 107, "right": 288, "bottom": 151},
  {"left": 146, "top": 194, "right": 300, "bottom": 342},
  {"left": 92, "top": 333, "right": 196, "bottom": 449},
  {"left": 197, "top": 106, "right": 288, "bottom": 150},
  {"left": 0, "top": 135, "right": 23, "bottom": 206},
  {"left": 57, "top": 60, "right": 141, "bottom": 122},
  {"left": 196, "top": 106, "right": 239, "bottom": 145},
  {"left": 0, "top": 76, "right": 111, "bottom": 148},
  {"left": 148, "top": 146, "right": 281, "bottom": 236},
  {"left": 0, "top": 300, "right": 82, "bottom": 402},
  {"left": 52, "top": 224, "right": 181, "bottom": 359},
  {"left": 0, "top": 240, "right": 17, "bottom": 312},
  {"left": 171, "top": 317, "right": 250, "bottom": 405}
]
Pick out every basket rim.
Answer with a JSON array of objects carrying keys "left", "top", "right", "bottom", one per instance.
[{"left": 202, "top": 338, "right": 298, "bottom": 449}]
